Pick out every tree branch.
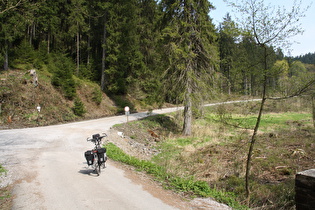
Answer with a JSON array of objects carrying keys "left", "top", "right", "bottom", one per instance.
[
  {"left": 267, "top": 79, "right": 315, "bottom": 100},
  {"left": 0, "top": 0, "right": 23, "bottom": 14}
]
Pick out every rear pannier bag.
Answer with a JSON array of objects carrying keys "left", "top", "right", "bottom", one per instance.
[
  {"left": 85, "top": 150, "right": 94, "bottom": 165},
  {"left": 97, "top": 148, "right": 106, "bottom": 163}
]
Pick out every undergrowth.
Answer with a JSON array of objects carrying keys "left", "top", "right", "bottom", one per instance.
[{"left": 112, "top": 97, "right": 314, "bottom": 209}]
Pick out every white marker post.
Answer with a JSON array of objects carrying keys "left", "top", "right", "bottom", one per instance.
[
  {"left": 36, "top": 105, "right": 41, "bottom": 125},
  {"left": 124, "top": 106, "right": 130, "bottom": 122}
]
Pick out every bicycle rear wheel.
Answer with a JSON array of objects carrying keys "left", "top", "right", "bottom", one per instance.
[
  {"left": 94, "top": 154, "right": 100, "bottom": 176},
  {"left": 98, "top": 162, "right": 101, "bottom": 174}
]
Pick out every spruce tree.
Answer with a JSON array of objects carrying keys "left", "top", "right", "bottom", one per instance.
[
  {"left": 134, "top": 0, "right": 163, "bottom": 104},
  {"left": 219, "top": 13, "right": 239, "bottom": 94},
  {"left": 0, "top": 0, "right": 28, "bottom": 70},
  {"left": 160, "top": 0, "right": 218, "bottom": 135}
]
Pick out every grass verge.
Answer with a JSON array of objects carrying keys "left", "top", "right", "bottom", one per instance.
[
  {"left": 0, "top": 165, "right": 6, "bottom": 174},
  {"left": 0, "top": 165, "right": 12, "bottom": 210},
  {"left": 105, "top": 142, "right": 247, "bottom": 209}
]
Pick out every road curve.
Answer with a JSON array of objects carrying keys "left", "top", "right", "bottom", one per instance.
[
  {"left": 0, "top": 113, "right": 184, "bottom": 209},
  {"left": 0, "top": 101, "right": 252, "bottom": 209}
]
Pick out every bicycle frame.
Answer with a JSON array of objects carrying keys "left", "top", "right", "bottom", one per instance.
[{"left": 86, "top": 133, "right": 107, "bottom": 176}]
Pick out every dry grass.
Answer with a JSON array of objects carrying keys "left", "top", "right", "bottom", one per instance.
[
  {"left": 117, "top": 98, "right": 314, "bottom": 209},
  {"left": 0, "top": 185, "right": 13, "bottom": 210},
  {"left": 0, "top": 69, "right": 117, "bottom": 128}
]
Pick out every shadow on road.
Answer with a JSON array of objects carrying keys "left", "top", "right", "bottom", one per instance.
[
  {"left": 78, "top": 168, "right": 100, "bottom": 177},
  {"left": 78, "top": 163, "right": 101, "bottom": 177}
]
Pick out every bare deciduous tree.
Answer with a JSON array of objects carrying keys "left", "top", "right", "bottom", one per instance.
[{"left": 224, "top": 0, "right": 311, "bottom": 203}]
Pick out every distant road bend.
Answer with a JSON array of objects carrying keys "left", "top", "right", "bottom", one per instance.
[{"left": 0, "top": 100, "right": 258, "bottom": 209}]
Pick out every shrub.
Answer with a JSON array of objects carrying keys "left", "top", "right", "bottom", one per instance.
[
  {"left": 72, "top": 97, "right": 86, "bottom": 116},
  {"left": 92, "top": 87, "right": 102, "bottom": 105}
]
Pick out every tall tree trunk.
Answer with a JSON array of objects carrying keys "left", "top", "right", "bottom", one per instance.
[
  {"left": 47, "top": 33, "right": 50, "bottom": 54},
  {"left": 28, "top": 25, "right": 32, "bottom": 45},
  {"left": 76, "top": 22, "right": 80, "bottom": 76},
  {"left": 101, "top": 17, "right": 106, "bottom": 91},
  {"left": 228, "top": 66, "right": 231, "bottom": 95},
  {"left": 87, "top": 18, "right": 91, "bottom": 65},
  {"left": 87, "top": 35, "right": 90, "bottom": 65},
  {"left": 3, "top": 40, "right": 9, "bottom": 70},
  {"left": 312, "top": 94, "right": 315, "bottom": 128},
  {"left": 244, "top": 76, "right": 248, "bottom": 95},
  {"left": 183, "top": 84, "right": 192, "bottom": 136}
]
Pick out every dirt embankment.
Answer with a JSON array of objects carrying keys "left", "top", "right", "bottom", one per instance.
[
  {"left": 106, "top": 127, "right": 161, "bottom": 160},
  {"left": 0, "top": 69, "right": 116, "bottom": 130}
]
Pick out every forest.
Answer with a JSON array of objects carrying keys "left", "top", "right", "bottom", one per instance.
[
  {"left": 1, "top": 1, "right": 315, "bottom": 208},
  {"left": 1, "top": 0, "right": 314, "bottom": 103}
]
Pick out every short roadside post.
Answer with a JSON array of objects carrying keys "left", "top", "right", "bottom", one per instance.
[
  {"left": 36, "top": 105, "right": 41, "bottom": 125},
  {"left": 124, "top": 106, "right": 130, "bottom": 123}
]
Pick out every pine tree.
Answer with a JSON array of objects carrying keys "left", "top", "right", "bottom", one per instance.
[
  {"left": 67, "top": 0, "right": 88, "bottom": 76},
  {"left": 0, "top": 0, "right": 29, "bottom": 70},
  {"left": 160, "top": 0, "right": 218, "bottom": 135},
  {"left": 101, "top": 0, "right": 127, "bottom": 94},
  {"left": 219, "top": 13, "right": 239, "bottom": 94},
  {"left": 35, "top": 1, "right": 63, "bottom": 54},
  {"left": 133, "top": 0, "right": 163, "bottom": 104}
]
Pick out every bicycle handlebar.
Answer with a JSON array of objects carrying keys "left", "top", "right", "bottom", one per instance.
[{"left": 87, "top": 133, "right": 107, "bottom": 142}]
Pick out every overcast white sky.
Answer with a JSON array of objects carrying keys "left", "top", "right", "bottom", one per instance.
[{"left": 210, "top": 0, "right": 314, "bottom": 57}]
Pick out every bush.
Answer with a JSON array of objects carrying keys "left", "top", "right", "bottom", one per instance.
[
  {"left": 72, "top": 97, "right": 86, "bottom": 116},
  {"left": 92, "top": 87, "right": 102, "bottom": 105}
]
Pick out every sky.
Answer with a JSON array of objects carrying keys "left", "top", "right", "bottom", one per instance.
[{"left": 210, "top": 0, "right": 315, "bottom": 57}]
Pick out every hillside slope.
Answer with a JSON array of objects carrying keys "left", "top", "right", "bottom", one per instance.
[{"left": 0, "top": 69, "right": 116, "bottom": 129}]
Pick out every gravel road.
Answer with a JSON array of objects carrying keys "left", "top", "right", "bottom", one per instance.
[{"left": 0, "top": 106, "right": 233, "bottom": 209}]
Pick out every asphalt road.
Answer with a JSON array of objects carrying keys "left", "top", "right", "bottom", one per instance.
[{"left": 0, "top": 101, "right": 256, "bottom": 209}]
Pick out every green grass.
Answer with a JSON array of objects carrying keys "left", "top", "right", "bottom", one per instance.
[
  {"left": 0, "top": 165, "right": 6, "bottom": 175},
  {"left": 207, "top": 112, "right": 312, "bottom": 131},
  {"left": 246, "top": 112, "right": 310, "bottom": 130},
  {"left": 176, "top": 137, "right": 195, "bottom": 146},
  {"left": 105, "top": 142, "right": 246, "bottom": 209},
  {"left": 111, "top": 97, "right": 314, "bottom": 209}
]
